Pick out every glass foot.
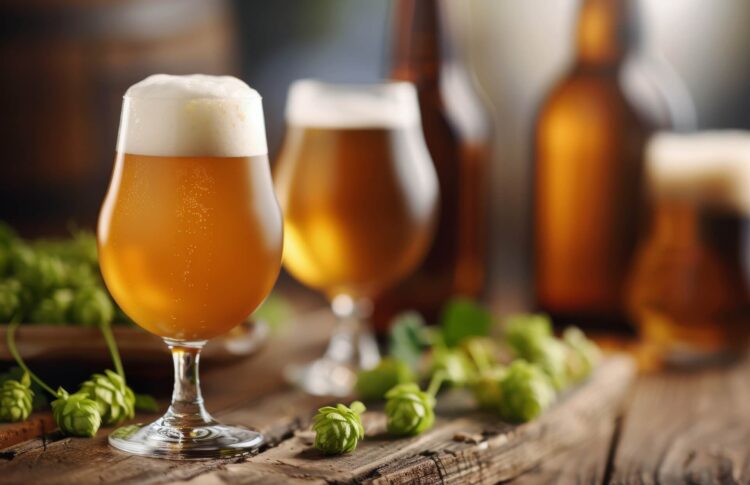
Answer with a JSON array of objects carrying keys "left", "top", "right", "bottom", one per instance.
[
  {"left": 285, "top": 358, "right": 357, "bottom": 397},
  {"left": 109, "top": 418, "right": 264, "bottom": 460}
]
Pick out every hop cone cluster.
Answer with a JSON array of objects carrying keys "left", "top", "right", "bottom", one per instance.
[
  {"left": 78, "top": 369, "right": 135, "bottom": 425},
  {"left": 51, "top": 389, "right": 102, "bottom": 437},
  {"left": 0, "top": 373, "right": 33, "bottom": 422},
  {"left": 384, "top": 383, "right": 435, "bottom": 436},
  {"left": 312, "top": 401, "right": 366, "bottom": 455}
]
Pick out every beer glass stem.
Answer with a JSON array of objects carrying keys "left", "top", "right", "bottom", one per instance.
[
  {"left": 162, "top": 339, "right": 213, "bottom": 427},
  {"left": 326, "top": 294, "right": 380, "bottom": 370}
]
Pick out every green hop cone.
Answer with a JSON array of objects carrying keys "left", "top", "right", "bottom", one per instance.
[
  {"left": 498, "top": 360, "right": 556, "bottom": 423},
  {"left": 0, "top": 373, "right": 34, "bottom": 422},
  {"left": 563, "top": 326, "right": 601, "bottom": 382},
  {"left": 431, "top": 347, "right": 472, "bottom": 387},
  {"left": 51, "top": 388, "right": 102, "bottom": 437},
  {"left": 355, "top": 358, "right": 416, "bottom": 401},
  {"left": 30, "top": 288, "right": 75, "bottom": 324},
  {"left": 0, "top": 278, "right": 22, "bottom": 321},
  {"left": 70, "top": 287, "right": 115, "bottom": 326},
  {"left": 470, "top": 366, "right": 507, "bottom": 412},
  {"left": 504, "top": 313, "right": 553, "bottom": 357},
  {"left": 384, "top": 381, "right": 439, "bottom": 436},
  {"left": 11, "top": 246, "right": 67, "bottom": 292},
  {"left": 78, "top": 369, "right": 135, "bottom": 425},
  {"left": 312, "top": 401, "right": 366, "bottom": 455},
  {"left": 526, "top": 337, "right": 570, "bottom": 391}
]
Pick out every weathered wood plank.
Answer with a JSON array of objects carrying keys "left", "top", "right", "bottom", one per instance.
[
  {"left": 609, "top": 357, "right": 750, "bottom": 485},
  {"left": 0, "top": 413, "right": 55, "bottom": 450},
  {"left": 507, "top": 414, "right": 619, "bottom": 485},
  {"left": 189, "top": 355, "right": 635, "bottom": 485}
]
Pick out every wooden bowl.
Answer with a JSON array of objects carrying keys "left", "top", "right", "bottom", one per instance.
[{"left": 0, "top": 321, "right": 269, "bottom": 368}]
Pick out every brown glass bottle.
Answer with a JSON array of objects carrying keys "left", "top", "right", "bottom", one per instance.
[
  {"left": 373, "top": 0, "right": 491, "bottom": 332},
  {"left": 534, "top": 0, "right": 660, "bottom": 331}
]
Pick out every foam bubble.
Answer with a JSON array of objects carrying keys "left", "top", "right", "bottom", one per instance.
[
  {"left": 647, "top": 131, "right": 750, "bottom": 214},
  {"left": 117, "top": 74, "right": 268, "bottom": 157},
  {"left": 285, "top": 80, "right": 421, "bottom": 128}
]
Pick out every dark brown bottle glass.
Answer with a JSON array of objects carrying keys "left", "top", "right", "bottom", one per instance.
[
  {"left": 533, "top": 0, "right": 667, "bottom": 331},
  {"left": 373, "top": 0, "right": 491, "bottom": 332}
]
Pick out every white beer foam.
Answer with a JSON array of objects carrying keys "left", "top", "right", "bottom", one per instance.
[
  {"left": 285, "top": 79, "right": 421, "bottom": 128},
  {"left": 647, "top": 131, "right": 750, "bottom": 215},
  {"left": 117, "top": 74, "right": 268, "bottom": 157}
]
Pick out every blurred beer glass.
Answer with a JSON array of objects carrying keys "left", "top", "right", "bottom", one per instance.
[
  {"left": 627, "top": 133, "right": 750, "bottom": 365},
  {"left": 99, "top": 74, "right": 283, "bottom": 458},
  {"left": 275, "top": 80, "right": 439, "bottom": 396}
]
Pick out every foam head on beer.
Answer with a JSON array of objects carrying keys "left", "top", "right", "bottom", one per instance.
[
  {"left": 647, "top": 131, "right": 750, "bottom": 215},
  {"left": 117, "top": 74, "right": 268, "bottom": 157},
  {"left": 285, "top": 79, "right": 421, "bottom": 128}
]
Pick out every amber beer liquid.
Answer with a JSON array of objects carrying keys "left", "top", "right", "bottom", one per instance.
[
  {"left": 533, "top": 0, "right": 692, "bottom": 330},
  {"left": 99, "top": 154, "right": 282, "bottom": 341},
  {"left": 276, "top": 126, "right": 437, "bottom": 299}
]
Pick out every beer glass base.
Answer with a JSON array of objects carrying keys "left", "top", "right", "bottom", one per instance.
[
  {"left": 109, "top": 419, "right": 264, "bottom": 460},
  {"left": 285, "top": 358, "right": 357, "bottom": 397}
]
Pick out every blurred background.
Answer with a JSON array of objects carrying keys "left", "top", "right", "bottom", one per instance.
[{"left": 2, "top": 0, "right": 750, "bottom": 358}]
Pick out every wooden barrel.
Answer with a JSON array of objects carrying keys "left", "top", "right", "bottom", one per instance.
[{"left": 0, "top": 0, "right": 237, "bottom": 235}]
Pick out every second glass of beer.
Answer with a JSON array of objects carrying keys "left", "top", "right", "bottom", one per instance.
[{"left": 275, "top": 80, "right": 439, "bottom": 396}]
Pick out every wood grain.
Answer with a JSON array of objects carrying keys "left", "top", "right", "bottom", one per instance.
[
  {"left": 0, "top": 356, "right": 634, "bottom": 485},
  {"left": 184, "top": 356, "right": 636, "bottom": 485},
  {"left": 609, "top": 357, "right": 750, "bottom": 484},
  {"left": 0, "top": 413, "right": 55, "bottom": 450}
]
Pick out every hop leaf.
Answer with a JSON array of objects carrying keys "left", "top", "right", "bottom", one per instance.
[
  {"left": 77, "top": 370, "right": 135, "bottom": 425},
  {"left": 51, "top": 389, "right": 102, "bottom": 437},
  {"left": 388, "top": 311, "right": 431, "bottom": 369},
  {"left": 355, "top": 358, "right": 416, "bottom": 401},
  {"left": 440, "top": 298, "right": 493, "bottom": 347},
  {"left": 312, "top": 401, "right": 366, "bottom": 455},
  {"left": 70, "top": 287, "right": 114, "bottom": 326},
  {"left": 498, "top": 360, "right": 556, "bottom": 423},
  {"left": 0, "top": 373, "right": 33, "bottom": 422},
  {"left": 384, "top": 383, "right": 436, "bottom": 436}
]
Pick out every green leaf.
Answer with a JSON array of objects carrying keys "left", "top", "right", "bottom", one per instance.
[
  {"left": 355, "top": 358, "right": 416, "bottom": 401},
  {"left": 134, "top": 393, "right": 159, "bottom": 413},
  {"left": 439, "top": 298, "right": 493, "bottom": 347},
  {"left": 388, "top": 311, "right": 430, "bottom": 369}
]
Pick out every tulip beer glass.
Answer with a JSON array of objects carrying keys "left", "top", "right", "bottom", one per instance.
[
  {"left": 98, "top": 74, "right": 283, "bottom": 459},
  {"left": 275, "top": 80, "right": 439, "bottom": 396}
]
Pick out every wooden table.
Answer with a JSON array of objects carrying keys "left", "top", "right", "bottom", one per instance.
[{"left": 1, "top": 310, "right": 749, "bottom": 484}]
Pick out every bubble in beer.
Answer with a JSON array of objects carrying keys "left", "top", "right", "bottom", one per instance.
[
  {"left": 117, "top": 74, "right": 268, "bottom": 158},
  {"left": 285, "top": 79, "right": 422, "bottom": 129}
]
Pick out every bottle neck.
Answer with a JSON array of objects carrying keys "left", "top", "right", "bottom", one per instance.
[
  {"left": 391, "top": 0, "right": 442, "bottom": 84},
  {"left": 574, "top": 0, "right": 639, "bottom": 68}
]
